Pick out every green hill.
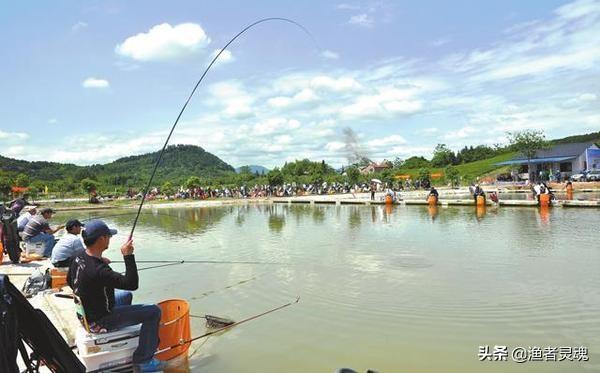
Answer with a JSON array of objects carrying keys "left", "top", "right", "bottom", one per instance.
[{"left": 0, "top": 145, "right": 235, "bottom": 194}]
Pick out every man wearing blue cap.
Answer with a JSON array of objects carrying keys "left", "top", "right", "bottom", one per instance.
[{"left": 67, "top": 219, "right": 165, "bottom": 372}]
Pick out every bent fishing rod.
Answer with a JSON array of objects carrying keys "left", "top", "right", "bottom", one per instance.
[
  {"left": 155, "top": 296, "right": 301, "bottom": 355},
  {"left": 129, "top": 17, "right": 316, "bottom": 241}
]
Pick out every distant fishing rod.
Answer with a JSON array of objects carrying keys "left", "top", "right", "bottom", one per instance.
[
  {"left": 155, "top": 296, "right": 300, "bottom": 356},
  {"left": 114, "top": 259, "right": 288, "bottom": 268},
  {"left": 129, "top": 18, "right": 316, "bottom": 240}
]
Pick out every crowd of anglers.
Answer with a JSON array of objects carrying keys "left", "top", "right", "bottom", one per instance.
[
  {"left": 132, "top": 180, "right": 429, "bottom": 201},
  {"left": 1, "top": 197, "right": 169, "bottom": 371}
]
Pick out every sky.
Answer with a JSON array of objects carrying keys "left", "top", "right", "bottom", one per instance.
[{"left": 1, "top": 0, "right": 599, "bottom": 168}]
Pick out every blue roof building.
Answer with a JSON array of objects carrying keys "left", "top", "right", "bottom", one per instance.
[{"left": 496, "top": 142, "right": 600, "bottom": 181}]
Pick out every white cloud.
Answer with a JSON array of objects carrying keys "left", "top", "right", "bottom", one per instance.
[
  {"left": 441, "top": 0, "right": 600, "bottom": 82},
  {"left": 209, "top": 81, "right": 255, "bottom": 119},
  {"left": 82, "top": 77, "right": 109, "bottom": 88},
  {"left": 209, "top": 49, "right": 234, "bottom": 65},
  {"left": 267, "top": 96, "right": 292, "bottom": 108},
  {"left": 418, "top": 127, "right": 439, "bottom": 135},
  {"left": 325, "top": 141, "right": 346, "bottom": 152},
  {"left": 367, "top": 135, "right": 407, "bottom": 147},
  {"left": 4, "top": 146, "right": 26, "bottom": 158},
  {"left": 579, "top": 93, "right": 597, "bottom": 101},
  {"left": 274, "top": 135, "right": 292, "bottom": 145},
  {"left": 72, "top": 21, "right": 88, "bottom": 32},
  {"left": 348, "top": 13, "right": 374, "bottom": 27},
  {"left": 339, "top": 87, "right": 423, "bottom": 120},
  {"left": 443, "top": 126, "right": 478, "bottom": 140},
  {"left": 253, "top": 118, "right": 301, "bottom": 135},
  {"left": 337, "top": 3, "right": 360, "bottom": 11},
  {"left": 310, "top": 76, "right": 362, "bottom": 92},
  {"left": 116, "top": 23, "right": 210, "bottom": 61},
  {"left": 48, "top": 118, "right": 58, "bottom": 124},
  {"left": 320, "top": 50, "right": 339, "bottom": 59},
  {"left": 0, "top": 130, "right": 29, "bottom": 140}
]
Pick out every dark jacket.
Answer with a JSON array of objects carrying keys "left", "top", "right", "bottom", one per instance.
[{"left": 67, "top": 252, "right": 138, "bottom": 322}]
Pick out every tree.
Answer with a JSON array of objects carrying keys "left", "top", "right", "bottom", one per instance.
[
  {"left": 444, "top": 165, "right": 460, "bottom": 188},
  {"left": 507, "top": 130, "right": 549, "bottom": 181},
  {"left": 0, "top": 173, "right": 11, "bottom": 198},
  {"left": 418, "top": 168, "right": 431, "bottom": 185},
  {"left": 392, "top": 157, "right": 404, "bottom": 169},
  {"left": 161, "top": 181, "right": 175, "bottom": 196},
  {"left": 346, "top": 166, "right": 360, "bottom": 185},
  {"left": 14, "top": 173, "right": 30, "bottom": 187},
  {"left": 431, "top": 144, "right": 457, "bottom": 167},
  {"left": 267, "top": 168, "right": 284, "bottom": 186},
  {"left": 402, "top": 156, "right": 431, "bottom": 169},
  {"left": 80, "top": 178, "right": 98, "bottom": 193},
  {"left": 239, "top": 166, "right": 252, "bottom": 175},
  {"left": 186, "top": 176, "right": 201, "bottom": 189},
  {"left": 380, "top": 169, "right": 395, "bottom": 185}
]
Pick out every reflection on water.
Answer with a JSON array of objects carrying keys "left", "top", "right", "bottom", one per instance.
[
  {"left": 476, "top": 205, "right": 487, "bottom": 221},
  {"left": 58, "top": 204, "right": 600, "bottom": 372}
]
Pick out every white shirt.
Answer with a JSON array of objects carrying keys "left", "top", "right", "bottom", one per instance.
[{"left": 17, "top": 213, "right": 34, "bottom": 231}]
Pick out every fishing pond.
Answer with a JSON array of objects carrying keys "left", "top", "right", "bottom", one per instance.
[{"left": 59, "top": 204, "right": 600, "bottom": 372}]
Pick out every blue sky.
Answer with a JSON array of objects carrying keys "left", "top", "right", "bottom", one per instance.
[{"left": 1, "top": 0, "right": 599, "bottom": 168}]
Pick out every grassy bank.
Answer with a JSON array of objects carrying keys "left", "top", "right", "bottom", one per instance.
[{"left": 393, "top": 152, "right": 516, "bottom": 184}]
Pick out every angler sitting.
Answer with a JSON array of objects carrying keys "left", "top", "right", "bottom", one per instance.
[
  {"left": 17, "top": 206, "right": 37, "bottom": 232},
  {"left": 51, "top": 219, "right": 85, "bottom": 268},
  {"left": 22, "top": 208, "right": 62, "bottom": 258},
  {"left": 67, "top": 220, "right": 165, "bottom": 372},
  {"left": 472, "top": 184, "right": 486, "bottom": 203},
  {"left": 427, "top": 186, "right": 439, "bottom": 200}
]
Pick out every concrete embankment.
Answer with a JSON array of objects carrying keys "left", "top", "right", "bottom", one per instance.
[{"left": 273, "top": 197, "right": 600, "bottom": 208}]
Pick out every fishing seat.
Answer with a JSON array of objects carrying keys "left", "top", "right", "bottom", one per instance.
[{"left": 73, "top": 294, "right": 141, "bottom": 372}]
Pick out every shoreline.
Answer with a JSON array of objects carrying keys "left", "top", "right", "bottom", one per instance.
[{"left": 44, "top": 187, "right": 600, "bottom": 212}]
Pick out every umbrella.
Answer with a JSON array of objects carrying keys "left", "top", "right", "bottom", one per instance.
[{"left": 371, "top": 179, "right": 382, "bottom": 183}]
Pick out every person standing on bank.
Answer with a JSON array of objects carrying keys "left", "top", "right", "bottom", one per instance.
[{"left": 67, "top": 220, "right": 166, "bottom": 372}]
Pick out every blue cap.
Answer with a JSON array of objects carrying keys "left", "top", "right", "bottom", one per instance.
[{"left": 83, "top": 219, "right": 117, "bottom": 239}]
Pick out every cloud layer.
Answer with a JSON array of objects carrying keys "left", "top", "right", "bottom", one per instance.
[
  {"left": 9, "top": 0, "right": 600, "bottom": 169},
  {"left": 116, "top": 23, "right": 210, "bottom": 61}
]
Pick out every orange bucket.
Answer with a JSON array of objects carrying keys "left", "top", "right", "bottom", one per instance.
[
  {"left": 50, "top": 269, "right": 67, "bottom": 289},
  {"left": 385, "top": 195, "right": 393, "bottom": 205},
  {"left": 539, "top": 193, "right": 550, "bottom": 207},
  {"left": 476, "top": 195, "right": 485, "bottom": 206},
  {"left": 427, "top": 195, "right": 437, "bottom": 205},
  {"left": 156, "top": 299, "right": 191, "bottom": 361}
]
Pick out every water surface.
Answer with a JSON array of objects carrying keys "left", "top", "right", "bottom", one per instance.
[{"left": 59, "top": 204, "right": 600, "bottom": 372}]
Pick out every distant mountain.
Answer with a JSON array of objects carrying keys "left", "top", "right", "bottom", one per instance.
[
  {"left": 235, "top": 165, "right": 269, "bottom": 175},
  {"left": 0, "top": 144, "right": 235, "bottom": 186}
]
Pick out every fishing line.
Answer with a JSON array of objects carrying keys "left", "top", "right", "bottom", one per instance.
[
  {"left": 129, "top": 17, "right": 317, "bottom": 240},
  {"left": 113, "top": 259, "right": 287, "bottom": 265}
]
